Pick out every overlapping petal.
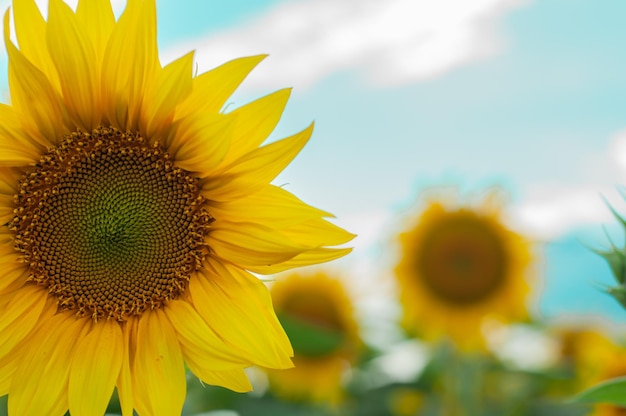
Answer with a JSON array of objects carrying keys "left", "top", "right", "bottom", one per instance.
[
  {"left": 191, "top": 259, "right": 293, "bottom": 369},
  {"left": 47, "top": 0, "right": 101, "bottom": 131},
  {"left": 132, "top": 310, "right": 185, "bottom": 416},
  {"left": 8, "top": 314, "right": 88, "bottom": 415},
  {"left": 69, "top": 320, "right": 124, "bottom": 416}
]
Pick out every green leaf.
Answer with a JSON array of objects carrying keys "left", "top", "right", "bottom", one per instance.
[
  {"left": 571, "top": 376, "right": 626, "bottom": 406},
  {"left": 596, "top": 247, "right": 626, "bottom": 284},
  {"left": 278, "top": 314, "right": 345, "bottom": 357},
  {"left": 606, "top": 286, "right": 626, "bottom": 309}
]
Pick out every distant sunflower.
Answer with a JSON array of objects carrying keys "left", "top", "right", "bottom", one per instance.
[
  {"left": 0, "top": 0, "right": 353, "bottom": 415},
  {"left": 266, "top": 272, "right": 361, "bottom": 404},
  {"left": 555, "top": 326, "right": 626, "bottom": 416},
  {"left": 394, "top": 193, "right": 531, "bottom": 350}
]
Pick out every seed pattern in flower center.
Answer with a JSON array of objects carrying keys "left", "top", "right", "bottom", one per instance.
[{"left": 11, "top": 127, "right": 213, "bottom": 321}]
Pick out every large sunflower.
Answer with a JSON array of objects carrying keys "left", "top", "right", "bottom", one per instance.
[
  {"left": 394, "top": 193, "right": 532, "bottom": 350},
  {"left": 265, "top": 272, "right": 361, "bottom": 405},
  {"left": 0, "top": 0, "right": 354, "bottom": 415}
]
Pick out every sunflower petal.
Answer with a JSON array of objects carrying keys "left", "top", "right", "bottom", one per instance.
[
  {"left": 218, "top": 88, "right": 291, "bottom": 166},
  {"left": 0, "top": 285, "right": 47, "bottom": 359},
  {"left": 0, "top": 260, "right": 29, "bottom": 297},
  {"left": 12, "top": 0, "right": 60, "bottom": 89},
  {"left": 282, "top": 218, "right": 356, "bottom": 247},
  {"left": 76, "top": 0, "right": 115, "bottom": 65},
  {"left": 207, "top": 184, "right": 332, "bottom": 228},
  {"left": 142, "top": 51, "right": 194, "bottom": 140},
  {"left": 189, "top": 368, "right": 252, "bottom": 393},
  {"left": 249, "top": 248, "right": 354, "bottom": 274},
  {"left": 176, "top": 54, "right": 267, "bottom": 120},
  {"left": 171, "top": 113, "right": 234, "bottom": 174},
  {"left": 9, "top": 314, "right": 88, "bottom": 416},
  {"left": 132, "top": 310, "right": 185, "bottom": 416},
  {"left": 69, "top": 320, "right": 123, "bottom": 416},
  {"left": 164, "top": 300, "right": 252, "bottom": 370},
  {"left": 191, "top": 261, "right": 293, "bottom": 368},
  {"left": 4, "top": 10, "right": 68, "bottom": 148},
  {"left": 201, "top": 123, "right": 313, "bottom": 200},
  {"left": 0, "top": 104, "right": 42, "bottom": 164},
  {"left": 117, "top": 319, "right": 137, "bottom": 416},
  {"left": 207, "top": 221, "right": 311, "bottom": 268},
  {"left": 102, "top": 0, "right": 159, "bottom": 130},
  {"left": 47, "top": 0, "right": 101, "bottom": 131}
]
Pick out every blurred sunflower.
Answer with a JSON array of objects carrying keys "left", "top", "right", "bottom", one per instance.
[
  {"left": 555, "top": 326, "right": 626, "bottom": 416},
  {"left": 266, "top": 272, "right": 362, "bottom": 405},
  {"left": 0, "top": 0, "right": 353, "bottom": 415},
  {"left": 394, "top": 192, "right": 532, "bottom": 350}
]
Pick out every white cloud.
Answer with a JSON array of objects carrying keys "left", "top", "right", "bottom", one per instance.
[
  {"left": 509, "top": 184, "right": 616, "bottom": 240},
  {"left": 508, "top": 129, "right": 626, "bottom": 240},
  {"left": 163, "top": 0, "right": 529, "bottom": 90}
]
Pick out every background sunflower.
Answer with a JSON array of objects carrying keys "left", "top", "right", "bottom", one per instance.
[
  {"left": 394, "top": 191, "right": 533, "bottom": 351},
  {"left": 265, "top": 272, "right": 362, "bottom": 405}
]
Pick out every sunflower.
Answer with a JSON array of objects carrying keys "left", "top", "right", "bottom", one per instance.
[
  {"left": 394, "top": 192, "right": 532, "bottom": 350},
  {"left": 554, "top": 326, "right": 626, "bottom": 416},
  {"left": 265, "top": 272, "right": 361, "bottom": 405},
  {"left": 0, "top": 0, "right": 354, "bottom": 415}
]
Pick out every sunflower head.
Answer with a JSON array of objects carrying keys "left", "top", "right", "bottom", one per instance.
[
  {"left": 266, "top": 272, "right": 361, "bottom": 404},
  {"left": 554, "top": 326, "right": 626, "bottom": 416},
  {"left": 0, "top": 0, "right": 353, "bottom": 414},
  {"left": 394, "top": 191, "right": 533, "bottom": 350}
]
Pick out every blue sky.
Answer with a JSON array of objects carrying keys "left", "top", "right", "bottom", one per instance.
[{"left": 3, "top": 0, "right": 626, "bottom": 326}]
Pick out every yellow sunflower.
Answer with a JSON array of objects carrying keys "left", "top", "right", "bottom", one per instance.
[
  {"left": 265, "top": 272, "right": 361, "bottom": 405},
  {"left": 0, "top": 0, "right": 354, "bottom": 415},
  {"left": 554, "top": 326, "right": 626, "bottom": 416},
  {"left": 394, "top": 192, "right": 532, "bottom": 350}
]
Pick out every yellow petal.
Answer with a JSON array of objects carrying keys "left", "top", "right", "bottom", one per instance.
[
  {"left": 0, "top": 351, "right": 18, "bottom": 396},
  {"left": 76, "top": 0, "right": 115, "bottom": 66},
  {"left": 141, "top": 51, "right": 194, "bottom": 140},
  {"left": 191, "top": 261, "right": 293, "bottom": 369},
  {"left": 102, "top": 0, "right": 159, "bottom": 130},
  {"left": 207, "top": 184, "right": 332, "bottom": 228},
  {"left": 47, "top": 0, "right": 101, "bottom": 131},
  {"left": 116, "top": 319, "right": 137, "bottom": 416},
  {"left": 164, "top": 300, "right": 251, "bottom": 370},
  {"left": 189, "top": 368, "right": 252, "bottom": 393},
  {"left": 207, "top": 221, "right": 311, "bottom": 268},
  {"left": 282, "top": 218, "right": 356, "bottom": 247},
  {"left": 201, "top": 123, "right": 313, "bottom": 201},
  {"left": 0, "top": 284, "right": 47, "bottom": 359},
  {"left": 171, "top": 112, "right": 234, "bottom": 174},
  {"left": 249, "top": 247, "right": 354, "bottom": 274},
  {"left": 69, "top": 319, "right": 123, "bottom": 416},
  {"left": 9, "top": 313, "right": 88, "bottom": 416},
  {"left": 0, "top": 259, "right": 28, "bottom": 296},
  {"left": 4, "top": 10, "right": 68, "bottom": 148},
  {"left": 12, "top": 0, "right": 60, "bottom": 90},
  {"left": 176, "top": 54, "right": 267, "bottom": 120},
  {"left": 218, "top": 88, "right": 291, "bottom": 166},
  {"left": 0, "top": 104, "right": 43, "bottom": 165},
  {"left": 132, "top": 310, "right": 185, "bottom": 416}
]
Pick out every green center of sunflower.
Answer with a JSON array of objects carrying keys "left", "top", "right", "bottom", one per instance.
[
  {"left": 416, "top": 213, "right": 508, "bottom": 305},
  {"left": 11, "top": 127, "right": 212, "bottom": 321}
]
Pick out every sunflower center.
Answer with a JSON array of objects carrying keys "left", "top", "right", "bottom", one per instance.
[
  {"left": 416, "top": 213, "right": 508, "bottom": 305},
  {"left": 11, "top": 127, "right": 212, "bottom": 321}
]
